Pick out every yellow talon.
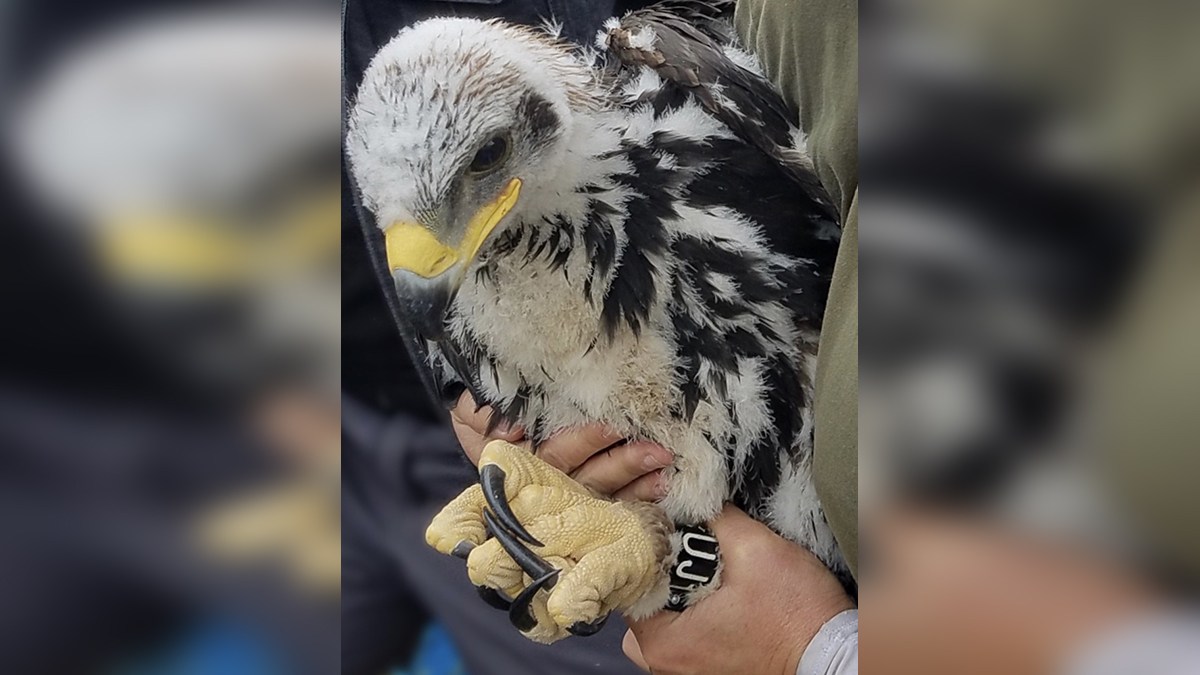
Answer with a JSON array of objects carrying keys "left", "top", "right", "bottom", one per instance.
[{"left": 426, "top": 440, "right": 674, "bottom": 643}]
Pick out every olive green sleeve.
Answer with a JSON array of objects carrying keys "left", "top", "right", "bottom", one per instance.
[
  {"left": 736, "top": 0, "right": 859, "bottom": 579},
  {"left": 1100, "top": 205, "right": 1200, "bottom": 583}
]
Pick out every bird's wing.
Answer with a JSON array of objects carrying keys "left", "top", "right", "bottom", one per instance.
[{"left": 605, "top": 0, "right": 833, "bottom": 219}]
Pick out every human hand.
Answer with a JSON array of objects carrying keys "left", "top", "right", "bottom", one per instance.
[
  {"left": 623, "top": 504, "right": 854, "bottom": 675},
  {"left": 449, "top": 391, "right": 673, "bottom": 501}
]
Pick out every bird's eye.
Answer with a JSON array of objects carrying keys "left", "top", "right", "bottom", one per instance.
[{"left": 469, "top": 135, "right": 509, "bottom": 173}]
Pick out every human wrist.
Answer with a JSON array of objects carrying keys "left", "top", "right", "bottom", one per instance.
[
  {"left": 794, "top": 608, "right": 859, "bottom": 675},
  {"left": 782, "top": 594, "right": 856, "bottom": 675}
]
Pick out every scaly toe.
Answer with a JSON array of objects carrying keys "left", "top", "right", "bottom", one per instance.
[
  {"left": 425, "top": 483, "right": 488, "bottom": 555},
  {"left": 466, "top": 538, "right": 525, "bottom": 591},
  {"left": 547, "top": 590, "right": 604, "bottom": 630}
]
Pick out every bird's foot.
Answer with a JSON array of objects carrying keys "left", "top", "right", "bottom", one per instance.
[{"left": 426, "top": 440, "right": 673, "bottom": 643}]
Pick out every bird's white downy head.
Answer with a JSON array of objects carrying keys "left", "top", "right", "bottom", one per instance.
[{"left": 346, "top": 18, "right": 596, "bottom": 290}]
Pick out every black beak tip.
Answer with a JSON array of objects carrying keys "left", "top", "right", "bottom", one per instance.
[
  {"left": 393, "top": 270, "right": 454, "bottom": 340},
  {"left": 411, "top": 309, "right": 448, "bottom": 340}
]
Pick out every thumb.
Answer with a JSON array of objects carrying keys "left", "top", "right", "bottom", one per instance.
[
  {"left": 622, "top": 628, "right": 652, "bottom": 672},
  {"left": 625, "top": 598, "right": 680, "bottom": 637}
]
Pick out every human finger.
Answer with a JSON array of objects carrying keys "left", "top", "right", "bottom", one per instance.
[
  {"left": 611, "top": 469, "right": 669, "bottom": 503},
  {"left": 535, "top": 424, "right": 625, "bottom": 475},
  {"left": 570, "top": 441, "right": 673, "bottom": 496}
]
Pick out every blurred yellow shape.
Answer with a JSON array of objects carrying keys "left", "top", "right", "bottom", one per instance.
[
  {"left": 197, "top": 477, "right": 341, "bottom": 595},
  {"left": 99, "top": 186, "right": 340, "bottom": 286},
  {"left": 102, "top": 214, "right": 246, "bottom": 284}
]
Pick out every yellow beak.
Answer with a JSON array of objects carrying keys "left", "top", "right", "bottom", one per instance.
[{"left": 385, "top": 178, "right": 522, "bottom": 278}]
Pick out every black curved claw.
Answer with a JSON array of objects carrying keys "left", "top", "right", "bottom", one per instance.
[
  {"left": 509, "top": 569, "right": 559, "bottom": 633},
  {"left": 476, "top": 585, "right": 514, "bottom": 611},
  {"left": 482, "top": 509, "right": 557, "bottom": 581},
  {"left": 451, "top": 541, "right": 476, "bottom": 560},
  {"left": 480, "top": 464, "right": 544, "bottom": 547},
  {"left": 567, "top": 614, "right": 610, "bottom": 637}
]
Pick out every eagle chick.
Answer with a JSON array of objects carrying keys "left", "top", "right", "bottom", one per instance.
[{"left": 347, "top": 0, "right": 849, "bottom": 643}]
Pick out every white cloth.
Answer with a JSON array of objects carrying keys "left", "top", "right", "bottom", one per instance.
[
  {"left": 797, "top": 609, "right": 858, "bottom": 675},
  {"left": 1064, "top": 609, "right": 1200, "bottom": 675}
]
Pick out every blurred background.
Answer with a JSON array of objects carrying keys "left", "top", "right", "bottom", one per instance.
[
  {"left": 5, "top": 0, "right": 1200, "bottom": 671},
  {"left": 861, "top": 0, "right": 1200, "bottom": 672},
  {"left": 0, "top": 1, "right": 340, "bottom": 673}
]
